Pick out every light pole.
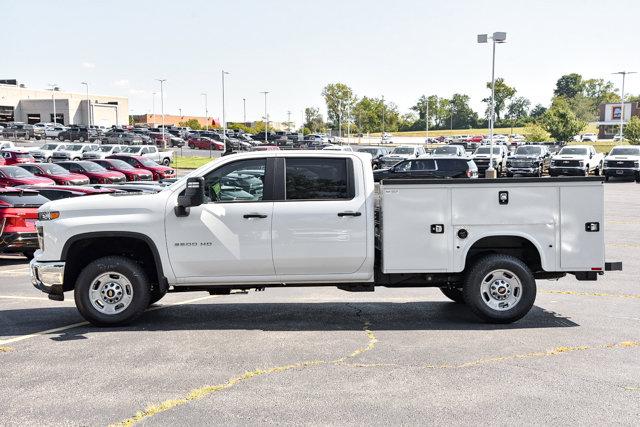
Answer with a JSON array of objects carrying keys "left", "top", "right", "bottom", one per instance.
[
  {"left": 222, "top": 70, "right": 229, "bottom": 152},
  {"left": 152, "top": 92, "right": 156, "bottom": 126},
  {"left": 287, "top": 111, "right": 291, "bottom": 132},
  {"left": 478, "top": 31, "right": 507, "bottom": 178},
  {"left": 179, "top": 108, "right": 182, "bottom": 117},
  {"left": 613, "top": 71, "right": 637, "bottom": 141},
  {"left": 156, "top": 79, "right": 166, "bottom": 149},
  {"left": 201, "top": 93, "right": 208, "bottom": 131},
  {"left": 425, "top": 97, "right": 429, "bottom": 141},
  {"left": 260, "top": 91, "right": 269, "bottom": 144},
  {"left": 48, "top": 83, "right": 58, "bottom": 124},
  {"left": 243, "top": 98, "right": 246, "bottom": 123},
  {"left": 81, "top": 82, "right": 90, "bottom": 126},
  {"left": 381, "top": 95, "right": 385, "bottom": 138}
]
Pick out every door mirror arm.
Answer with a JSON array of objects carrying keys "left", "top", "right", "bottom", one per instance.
[{"left": 175, "top": 177, "right": 205, "bottom": 217}]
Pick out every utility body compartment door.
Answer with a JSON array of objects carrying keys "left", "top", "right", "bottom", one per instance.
[{"left": 381, "top": 186, "right": 452, "bottom": 273}]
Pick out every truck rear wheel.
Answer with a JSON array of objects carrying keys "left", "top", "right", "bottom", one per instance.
[
  {"left": 74, "top": 256, "right": 150, "bottom": 326},
  {"left": 462, "top": 254, "right": 536, "bottom": 324},
  {"left": 440, "top": 287, "right": 465, "bottom": 303}
]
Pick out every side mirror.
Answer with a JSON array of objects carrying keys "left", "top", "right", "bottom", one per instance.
[
  {"left": 175, "top": 177, "right": 205, "bottom": 217},
  {"left": 589, "top": 153, "right": 594, "bottom": 159}
]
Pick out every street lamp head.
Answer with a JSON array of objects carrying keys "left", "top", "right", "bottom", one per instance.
[
  {"left": 477, "top": 34, "right": 488, "bottom": 43},
  {"left": 493, "top": 32, "right": 507, "bottom": 42}
]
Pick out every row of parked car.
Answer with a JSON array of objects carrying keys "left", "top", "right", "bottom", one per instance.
[{"left": 354, "top": 142, "right": 640, "bottom": 181}]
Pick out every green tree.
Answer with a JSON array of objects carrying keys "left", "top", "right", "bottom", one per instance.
[
  {"left": 583, "top": 78, "right": 618, "bottom": 106},
  {"left": 624, "top": 116, "right": 640, "bottom": 145},
  {"left": 628, "top": 94, "right": 640, "bottom": 103},
  {"left": 304, "top": 107, "right": 325, "bottom": 133},
  {"left": 483, "top": 78, "right": 516, "bottom": 121},
  {"left": 530, "top": 104, "right": 547, "bottom": 119},
  {"left": 523, "top": 122, "right": 550, "bottom": 142},
  {"left": 506, "top": 96, "right": 531, "bottom": 123},
  {"left": 554, "top": 73, "right": 583, "bottom": 98},
  {"left": 542, "top": 97, "right": 586, "bottom": 142},
  {"left": 321, "top": 83, "right": 356, "bottom": 128},
  {"left": 449, "top": 93, "right": 478, "bottom": 129},
  {"left": 128, "top": 116, "right": 135, "bottom": 125},
  {"left": 178, "top": 118, "right": 202, "bottom": 130},
  {"left": 352, "top": 96, "right": 399, "bottom": 133}
]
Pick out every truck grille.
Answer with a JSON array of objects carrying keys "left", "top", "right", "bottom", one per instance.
[
  {"left": 556, "top": 160, "right": 581, "bottom": 167},
  {"left": 606, "top": 160, "right": 635, "bottom": 168}
]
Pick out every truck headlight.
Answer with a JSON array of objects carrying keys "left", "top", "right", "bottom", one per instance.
[{"left": 38, "top": 211, "right": 60, "bottom": 221}]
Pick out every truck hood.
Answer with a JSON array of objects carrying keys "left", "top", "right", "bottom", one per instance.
[
  {"left": 605, "top": 155, "right": 640, "bottom": 161},
  {"left": 509, "top": 155, "right": 541, "bottom": 161},
  {"left": 552, "top": 155, "right": 588, "bottom": 161},
  {"left": 39, "top": 190, "right": 169, "bottom": 219}
]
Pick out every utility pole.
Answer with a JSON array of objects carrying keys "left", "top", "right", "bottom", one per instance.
[
  {"left": 156, "top": 79, "right": 166, "bottom": 149},
  {"left": 613, "top": 71, "right": 637, "bottom": 141},
  {"left": 179, "top": 108, "right": 182, "bottom": 117},
  {"left": 425, "top": 97, "right": 429, "bottom": 141},
  {"left": 201, "top": 93, "right": 208, "bottom": 131},
  {"left": 222, "top": 70, "right": 229, "bottom": 152},
  {"left": 260, "top": 91, "right": 269, "bottom": 144},
  {"left": 287, "top": 110, "right": 291, "bottom": 132},
  {"left": 81, "top": 82, "right": 90, "bottom": 126},
  {"left": 152, "top": 92, "right": 156, "bottom": 126},
  {"left": 381, "top": 95, "right": 385, "bottom": 137}
]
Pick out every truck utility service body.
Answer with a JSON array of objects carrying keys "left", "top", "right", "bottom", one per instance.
[{"left": 31, "top": 151, "right": 620, "bottom": 325}]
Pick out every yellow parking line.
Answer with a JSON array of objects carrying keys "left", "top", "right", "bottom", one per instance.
[
  {"left": 0, "top": 295, "right": 215, "bottom": 346},
  {"left": 542, "top": 290, "right": 640, "bottom": 299},
  {"left": 111, "top": 312, "right": 378, "bottom": 427}
]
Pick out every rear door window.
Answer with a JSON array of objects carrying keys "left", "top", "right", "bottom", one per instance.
[{"left": 284, "top": 158, "right": 353, "bottom": 200}]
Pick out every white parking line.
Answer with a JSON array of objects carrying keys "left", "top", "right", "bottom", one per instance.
[{"left": 0, "top": 294, "right": 215, "bottom": 346}]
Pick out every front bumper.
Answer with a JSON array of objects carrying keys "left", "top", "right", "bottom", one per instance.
[
  {"left": 549, "top": 166, "right": 586, "bottom": 176},
  {"left": 0, "top": 232, "right": 38, "bottom": 251},
  {"left": 507, "top": 167, "right": 538, "bottom": 176},
  {"left": 603, "top": 168, "right": 638, "bottom": 178},
  {"left": 30, "top": 259, "right": 66, "bottom": 297}
]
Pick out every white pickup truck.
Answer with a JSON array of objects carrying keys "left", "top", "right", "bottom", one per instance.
[
  {"left": 120, "top": 145, "right": 174, "bottom": 165},
  {"left": 549, "top": 145, "right": 605, "bottom": 176},
  {"left": 31, "top": 151, "right": 620, "bottom": 326}
]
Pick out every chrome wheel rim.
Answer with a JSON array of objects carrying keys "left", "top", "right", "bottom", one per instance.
[
  {"left": 88, "top": 272, "right": 134, "bottom": 315},
  {"left": 480, "top": 269, "right": 522, "bottom": 311}
]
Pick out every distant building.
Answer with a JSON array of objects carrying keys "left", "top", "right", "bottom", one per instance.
[
  {"left": 130, "top": 114, "right": 219, "bottom": 128},
  {"left": 0, "top": 81, "right": 128, "bottom": 126},
  {"left": 227, "top": 121, "right": 289, "bottom": 131},
  {"left": 597, "top": 102, "right": 640, "bottom": 139}
]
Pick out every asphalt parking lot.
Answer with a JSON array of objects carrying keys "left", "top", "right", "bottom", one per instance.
[{"left": 1, "top": 181, "right": 639, "bottom": 426}]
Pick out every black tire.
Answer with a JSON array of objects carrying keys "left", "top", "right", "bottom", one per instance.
[
  {"left": 22, "top": 250, "right": 35, "bottom": 260},
  {"left": 605, "top": 175, "right": 610, "bottom": 182},
  {"left": 24, "top": 134, "right": 30, "bottom": 141},
  {"left": 58, "top": 135, "right": 65, "bottom": 141},
  {"left": 594, "top": 165, "right": 601, "bottom": 176},
  {"left": 188, "top": 143, "right": 195, "bottom": 149},
  {"left": 74, "top": 255, "right": 151, "bottom": 326},
  {"left": 536, "top": 166, "right": 543, "bottom": 177},
  {"left": 79, "top": 136, "right": 85, "bottom": 142},
  {"left": 462, "top": 254, "right": 536, "bottom": 324},
  {"left": 162, "top": 158, "right": 171, "bottom": 166},
  {"left": 440, "top": 287, "right": 465, "bottom": 303},
  {"left": 46, "top": 157, "right": 53, "bottom": 163}
]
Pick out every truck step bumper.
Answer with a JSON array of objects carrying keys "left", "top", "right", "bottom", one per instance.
[{"left": 605, "top": 261, "right": 623, "bottom": 271}]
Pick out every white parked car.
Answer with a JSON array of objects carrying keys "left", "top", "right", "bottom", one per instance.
[
  {"left": 321, "top": 144, "right": 353, "bottom": 152},
  {"left": 119, "top": 145, "right": 174, "bottom": 165},
  {"left": 603, "top": 145, "right": 640, "bottom": 182},
  {"left": 82, "top": 144, "right": 127, "bottom": 160},
  {"left": 430, "top": 145, "right": 466, "bottom": 157},
  {"left": 482, "top": 135, "right": 509, "bottom": 145},
  {"left": 31, "top": 151, "right": 621, "bottom": 327},
  {"left": 0, "top": 141, "right": 17, "bottom": 151},
  {"left": 44, "top": 125, "right": 68, "bottom": 139},
  {"left": 52, "top": 143, "right": 100, "bottom": 162},
  {"left": 381, "top": 132, "right": 393, "bottom": 144},
  {"left": 581, "top": 133, "right": 598, "bottom": 142},
  {"left": 31, "top": 142, "right": 64, "bottom": 162},
  {"left": 379, "top": 145, "right": 426, "bottom": 168},
  {"left": 549, "top": 145, "right": 604, "bottom": 176},
  {"left": 472, "top": 145, "right": 509, "bottom": 175}
]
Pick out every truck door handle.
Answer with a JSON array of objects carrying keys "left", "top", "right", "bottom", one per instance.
[
  {"left": 338, "top": 211, "right": 361, "bottom": 217},
  {"left": 243, "top": 213, "right": 268, "bottom": 219}
]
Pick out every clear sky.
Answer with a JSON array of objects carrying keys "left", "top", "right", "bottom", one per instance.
[{"left": 4, "top": 0, "right": 639, "bottom": 126}]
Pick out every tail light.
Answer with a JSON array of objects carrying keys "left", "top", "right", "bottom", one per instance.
[
  {"left": 0, "top": 208, "right": 37, "bottom": 232},
  {"left": 466, "top": 169, "right": 473, "bottom": 178}
]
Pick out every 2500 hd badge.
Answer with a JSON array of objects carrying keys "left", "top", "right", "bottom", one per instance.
[{"left": 174, "top": 242, "right": 213, "bottom": 247}]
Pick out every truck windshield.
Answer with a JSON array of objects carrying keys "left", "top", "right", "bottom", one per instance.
[
  {"left": 433, "top": 146, "right": 459, "bottom": 154},
  {"left": 558, "top": 147, "right": 587, "bottom": 155},
  {"left": 475, "top": 147, "right": 502, "bottom": 154},
  {"left": 67, "top": 145, "right": 84, "bottom": 151},
  {"left": 40, "top": 144, "right": 58, "bottom": 150},
  {"left": 122, "top": 147, "right": 141, "bottom": 153},
  {"left": 515, "top": 146, "right": 542, "bottom": 155},
  {"left": 609, "top": 147, "right": 640, "bottom": 156}
]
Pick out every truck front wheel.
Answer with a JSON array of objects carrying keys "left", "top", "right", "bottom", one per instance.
[
  {"left": 74, "top": 256, "right": 150, "bottom": 326},
  {"left": 462, "top": 254, "right": 536, "bottom": 324},
  {"left": 440, "top": 287, "right": 465, "bottom": 303}
]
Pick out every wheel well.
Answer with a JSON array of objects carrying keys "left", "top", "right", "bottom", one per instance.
[
  {"left": 465, "top": 236, "right": 542, "bottom": 273},
  {"left": 62, "top": 236, "right": 163, "bottom": 292}
]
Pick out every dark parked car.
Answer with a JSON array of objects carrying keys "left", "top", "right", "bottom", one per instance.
[
  {"left": 2, "top": 123, "right": 41, "bottom": 140},
  {"left": 187, "top": 136, "right": 224, "bottom": 150},
  {"left": 56, "top": 161, "right": 126, "bottom": 184},
  {"left": 505, "top": 145, "right": 551, "bottom": 177},
  {"left": 101, "top": 131, "right": 143, "bottom": 145},
  {"left": 90, "top": 159, "right": 153, "bottom": 181},
  {"left": 373, "top": 156, "right": 478, "bottom": 182},
  {"left": 58, "top": 126, "right": 98, "bottom": 142},
  {"left": 356, "top": 147, "right": 389, "bottom": 169},
  {"left": 0, "top": 187, "right": 50, "bottom": 259},
  {"left": 107, "top": 155, "right": 176, "bottom": 180}
]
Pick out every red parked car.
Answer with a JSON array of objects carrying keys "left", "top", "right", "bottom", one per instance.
[
  {"left": 0, "top": 166, "right": 56, "bottom": 187},
  {"left": 17, "top": 163, "right": 90, "bottom": 185},
  {"left": 89, "top": 159, "right": 153, "bottom": 181},
  {"left": 0, "top": 187, "right": 50, "bottom": 259},
  {"left": 187, "top": 136, "right": 224, "bottom": 150},
  {"left": 2, "top": 149, "right": 35, "bottom": 165},
  {"left": 107, "top": 155, "right": 176, "bottom": 180},
  {"left": 56, "top": 161, "right": 126, "bottom": 184}
]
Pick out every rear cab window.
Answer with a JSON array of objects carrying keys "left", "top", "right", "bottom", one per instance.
[{"left": 284, "top": 158, "right": 354, "bottom": 200}]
